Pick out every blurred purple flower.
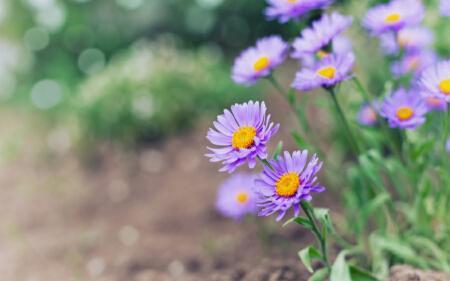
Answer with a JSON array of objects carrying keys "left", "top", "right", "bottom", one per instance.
[
  {"left": 391, "top": 51, "right": 437, "bottom": 77},
  {"left": 291, "top": 53, "right": 354, "bottom": 91},
  {"left": 206, "top": 101, "right": 279, "bottom": 173},
  {"left": 216, "top": 173, "right": 258, "bottom": 220},
  {"left": 298, "top": 36, "right": 353, "bottom": 67},
  {"left": 423, "top": 95, "right": 447, "bottom": 112},
  {"left": 232, "top": 36, "right": 289, "bottom": 86},
  {"left": 265, "top": 0, "right": 333, "bottom": 23},
  {"left": 357, "top": 103, "right": 378, "bottom": 126},
  {"left": 446, "top": 138, "right": 450, "bottom": 153},
  {"left": 441, "top": 0, "right": 450, "bottom": 16},
  {"left": 291, "top": 12, "right": 352, "bottom": 60},
  {"left": 380, "top": 27, "right": 433, "bottom": 55},
  {"left": 254, "top": 151, "right": 325, "bottom": 221},
  {"left": 380, "top": 88, "right": 427, "bottom": 129},
  {"left": 419, "top": 60, "right": 450, "bottom": 103},
  {"left": 363, "top": 0, "right": 424, "bottom": 35}
]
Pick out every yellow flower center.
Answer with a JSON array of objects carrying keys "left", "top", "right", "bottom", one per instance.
[
  {"left": 438, "top": 79, "right": 450, "bottom": 95},
  {"left": 275, "top": 172, "right": 300, "bottom": 197},
  {"left": 236, "top": 192, "right": 249, "bottom": 204},
  {"left": 316, "top": 66, "right": 336, "bottom": 79},
  {"left": 286, "top": 0, "right": 297, "bottom": 3},
  {"left": 232, "top": 126, "right": 256, "bottom": 149},
  {"left": 385, "top": 13, "right": 401, "bottom": 24},
  {"left": 397, "top": 34, "right": 411, "bottom": 47},
  {"left": 396, "top": 106, "right": 414, "bottom": 121},
  {"left": 253, "top": 56, "right": 270, "bottom": 72},
  {"left": 316, "top": 50, "right": 330, "bottom": 59}
]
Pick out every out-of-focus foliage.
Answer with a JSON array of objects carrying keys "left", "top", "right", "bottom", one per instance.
[{"left": 76, "top": 39, "right": 258, "bottom": 143}]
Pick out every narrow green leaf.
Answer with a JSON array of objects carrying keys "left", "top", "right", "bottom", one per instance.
[
  {"left": 349, "top": 265, "right": 379, "bottom": 281},
  {"left": 272, "top": 141, "right": 283, "bottom": 159},
  {"left": 330, "top": 251, "right": 351, "bottom": 281},
  {"left": 298, "top": 246, "right": 323, "bottom": 273},
  {"left": 314, "top": 208, "right": 335, "bottom": 234},
  {"left": 291, "top": 131, "right": 308, "bottom": 149},
  {"left": 282, "top": 216, "right": 312, "bottom": 229},
  {"left": 308, "top": 268, "right": 329, "bottom": 281}
]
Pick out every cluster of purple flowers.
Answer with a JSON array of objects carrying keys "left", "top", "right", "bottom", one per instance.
[
  {"left": 360, "top": 0, "right": 449, "bottom": 130},
  {"left": 207, "top": 101, "right": 324, "bottom": 221},
  {"left": 210, "top": 0, "right": 450, "bottom": 221}
]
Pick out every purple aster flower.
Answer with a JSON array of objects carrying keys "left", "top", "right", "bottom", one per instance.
[
  {"left": 357, "top": 103, "right": 378, "bottom": 126},
  {"left": 418, "top": 60, "right": 450, "bottom": 103},
  {"left": 380, "top": 27, "right": 433, "bottom": 55},
  {"left": 291, "top": 53, "right": 354, "bottom": 91},
  {"left": 441, "top": 0, "right": 450, "bottom": 16},
  {"left": 391, "top": 51, "right": 437, "bottom": 77},
  {"left": 216, "top": 173, "right": 258, "bottom": 220},
  {"left": 264, "top": 0, "right": 333, "bottom": 23},
  {"left": 232, "top": 36, "right": 289, "bottom": 86},
  {"left": 423, "top": 95, "right": 447, "bottom": 112},
  {"left": 446, "top": 138, "right": 450, "bottom": 153},
  {"left": 206, "top": 101, "right": 279, "bottom": 173},
  {"left": 363, "top": 0, "right": 424, "bottom": 35},
  {"left": 380, "top": 88, "right": 427, "bottom": 129},
  {"left": 254, "top": 150, "right": 325, "bottom": 221},
  {"left": 291, "top": 12, "right": 352, "bottom": 60}
]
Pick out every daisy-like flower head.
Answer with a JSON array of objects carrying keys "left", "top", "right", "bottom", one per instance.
[
  {"left": 363, "top": 0, "right": 424, "bottom": 35},
  {"left": 441, "top": 0, "right": 450, "bottom": 16},
  {"left": 380, "top": 27, "right": 433, "bottom": 55},
  {"left": 206, "top": 101, "right": 279, "bottom": 173},
  {"left": 216, "top": 173, "right": 258, "bottom": 220},
  {"left": 232, "top": 36, "right": 289, "bottom": 86},
  {"left": 265, "top": 0, "right": 333, "bottom": 23},
  {"left": 255, "top": 150, "right": 325, "bottom": 221},
  {"left": 291, "top": 53, "right": 354, "bottom": 91},
  {"left": 380, "top": 88, "right": 427, "bottom": 129},
  {"left": 391, "top": 50, "right": 436, "bottom": 77},
  {"left": 419, "top": 60, "right": 450, "bottom": 103},
  {"left": 357, "top": 102, "right": 378, "bottom": 126},
  {"left": 291, "top": 12, "right": 353, "bottom": 59}
]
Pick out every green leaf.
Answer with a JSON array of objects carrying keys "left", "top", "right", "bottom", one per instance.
[
  {"left": 330, "top": 251, "right": 351, "bottom": 281},
  {"left": 314, "top": 208, "right": 335, "bottom": 234},
  {"left": 272, "top": 141, "right": 283, "bottom": 159},
  {"left": 361, "top": 193, "right": 390, "bottom": 221},
  {"left": 291, "top": 131, "right": 308, "bottom": 149},
  {"left": 371, "top": 234, "right": 428, "bottom": 268},
  {"left": 308, "top": 268, "right": 329, "bottom": 281},
  {"left": 298, "top": 246, "right": 323, "bottom": 273},
  {"left": 282, "top": 216, "right": 312, "bottom": 229},
  {"left": 349, "top": 265, "right": 379, "bottom": 281}
]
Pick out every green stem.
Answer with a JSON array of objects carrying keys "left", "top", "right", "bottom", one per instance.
[
  {"left": 300, "top": 201, "right": 330, "bottom": 269},
  {"left": 327, "top": 88, "right": 361, "bottom": 155},
  {"left": 352, "top": 77, "right": 372, "bottom": 103}
]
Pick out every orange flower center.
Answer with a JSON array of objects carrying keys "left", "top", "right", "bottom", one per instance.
[
  {"left": 236, "top": 192, "right": 249, "bottom": 204},
  {"left": 427, "top": 96, "right": 444, "bottom": 107},
  {"left": 275, "top": 172, "right": 300, "bottom": 197},
  {"left": 232, "top": 126, "right": 256, "bottom": 149},
  {"left": 385, "top": 13, "right": 401, "bottom": 24},
  {"left": 396, "top": 106, "right": 414, "bottom": 121},
  {"left": 253, "top": 56, "right": 270, "bottom": 72},
  {"left": 316, "top": 66, "right": 336, "bottom": 79},
  {"left": 438, "top": 79, "right": 450, "bottom": 95}
]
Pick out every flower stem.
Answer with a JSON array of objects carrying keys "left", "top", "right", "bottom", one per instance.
[
  {"left": 327, "top": 88, "right": 361, "bottom": 155},
  {"left": 300, "top": 201, "right": 330, "bottom": 269}
]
